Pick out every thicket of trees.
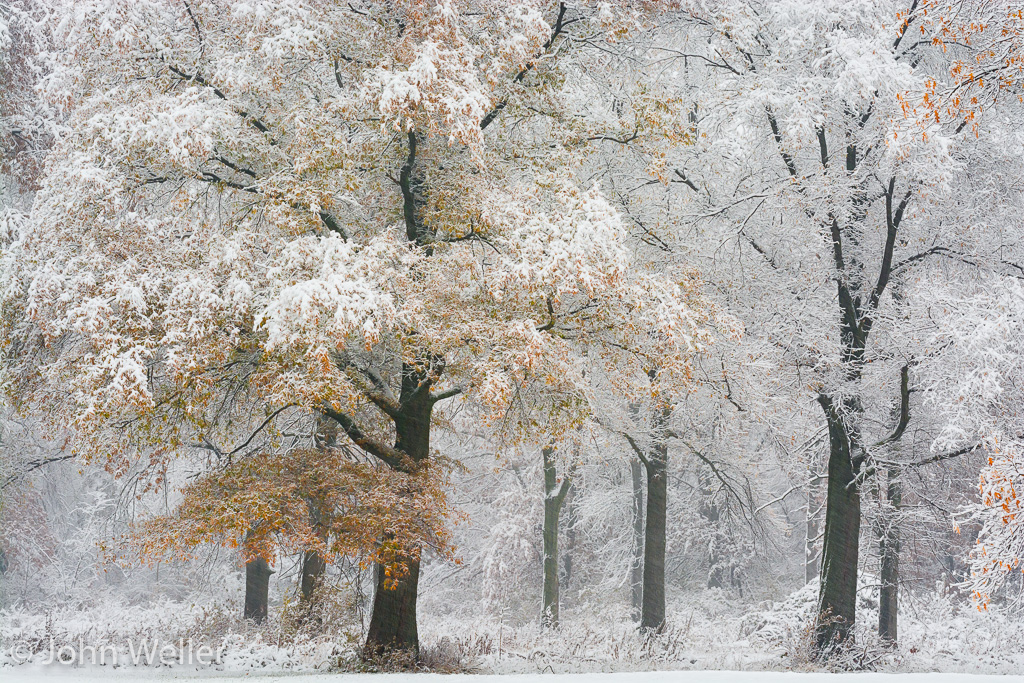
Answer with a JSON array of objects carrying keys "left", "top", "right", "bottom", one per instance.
[{"left": 3, "top": 0, "right": 1024, "bottom": 666}]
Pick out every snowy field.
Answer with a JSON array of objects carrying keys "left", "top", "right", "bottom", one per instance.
[{"left": 4, "top": 671, "right": 1024, "bottom": 683}]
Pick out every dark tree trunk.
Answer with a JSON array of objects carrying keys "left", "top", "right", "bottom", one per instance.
[
  {"left": 805, "top": 477, "right": 823, "bottom": 585},
  {"left": 814, "top": 394, "right": 861, "bottom": 655},
  {"left": 365, "top": 554, "right": 420, "bottom": 658},
  {"left": 630, "top": 457, "right": 645, "bottom": 622},
  {"left": 300, "top": 502, "right": 328, "bottom": 607},
  {"left": 363, "top": 363, "right": 434, "bottom": 659},
  {"left": 297, "top": 547, "right": 327, "bottom": 630},
  {"left": 787, "top": 107, "right": 908, "bottom": 662},
  {"left": 641, "top": 402, "right": 671, "bottom": 633},
  {"left": 244, "top": 556, "right": 272, "bottom": 623},
  {"left": 542, "top": 445, "right": 572, "bottom": 628},
  {"left": 878, "top": 465, "right": 901, "bottom": 645}
]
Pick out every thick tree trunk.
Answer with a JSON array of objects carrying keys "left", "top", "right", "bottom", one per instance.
[
  {"left": 244, "top": 556, "right": 273, "bottom": 623},
  {"left": 814, "top": 394, "right": 861, "bottom": 655},
  {"left": 297, "top": 548, "right": 327, "bottom": 630},
  {"left": 365, "top": 554, "right": 420, "bottom": 658},
  {"left": 878, "top": 465, "right": 901, "bottom": 645},
  {"left": 630, "top": 457, "right": 645, "bottom": 622},
  {"left": 542, "top": 445, "right": 572, "bottom": 628},
  {"left": 300, "top": 550, "right": 326, "bottom": 604},
  {"left": 363, "top": 367, "right": 434, "bottom": 658},
  {"left": 641, "top": 402, "right": 671, "bottom": 633}
]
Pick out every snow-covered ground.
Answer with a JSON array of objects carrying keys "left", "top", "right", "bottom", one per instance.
[
  {"left": 5, "top": 583, "right": 1024, "bottom": 677},
  {"left": 3, "top": 670, "right": 1024, "bottom": 683}
]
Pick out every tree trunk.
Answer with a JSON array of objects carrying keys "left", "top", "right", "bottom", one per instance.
[
  {"left": 878, "top": 465, "right": 901, "bottom": 645},
  {"left": 300, "top": 502, "right": 328, "bottom": 607},
  {"left": 363, "top": 366, "right": 434, "bottom": 658},
  {"left": 365, "top": 554, "right": 420, "bottom": 658},
  {"left": 244, "top": 556, "right": 273, "bottom": 623},
  {"left": 300, "top": 550, "right": 326, "bottom": 604},
  {"left": 641, "top": 402, "right": 671, "bottom": 633},
  {"left": 542, "top": 445, "right": 572, "bottom": 628},
  {"left": 805, "top": 477, "right": 823, "bottom": 585},
  {"left": 630, "top": 457, "right": 645, "bottom": 622},
  {"left": 814, "top": 394, "right": 861, "bottom": 655}
]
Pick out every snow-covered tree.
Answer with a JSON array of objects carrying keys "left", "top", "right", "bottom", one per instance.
[
  {"left": 1, "top": 0, "right": 715, "bottom": 656},
  {"left": 632, "top": 0, "right": 1024, "bottom": 655}
]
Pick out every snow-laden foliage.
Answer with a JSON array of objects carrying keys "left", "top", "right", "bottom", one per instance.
[{"left": 919, "top": 278, "right": 1024, "bottom": 606}]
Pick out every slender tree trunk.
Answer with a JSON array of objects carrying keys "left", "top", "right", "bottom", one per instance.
[
  {"left": 641, "top": 402, "right": 671, "bottom": 633},
  {"left": 244, "top": 556, "right": 273, "bottom": 623},
  {"left": 542, "top": 445, "right": 572, "bottom": 628},
  {"left": 878, "top": 465, "right": 901, "bottom": 645},
  {"left": 561, "top": 479, "right": 578, "bottom": 591},
  {"left": 542, "top": 484, "right": 560, "bottom": 627},
  {"left": 630, "top": 457, "right": 645, "bottom": 622},
  {"left": 805, "top": 477, "right": 822, "bottom": 585},
  {"left": 300, "top": 503, "right": 328, "bottom": 607},
  {"left": 814, "top": 394, "right": 861, "bottom": 655}
]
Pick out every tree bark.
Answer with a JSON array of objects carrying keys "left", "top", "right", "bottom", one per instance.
[
  {"left": 630, "top": 457, "right": 645, "bottom": 622},
  {"left": 542, "top": 444, "right": 572, "bottom": 628},
  {"left": 244, "top": 556, "right": 273, "bottom": 623},
  {"left": 814, "top": 394, "right": 861, "bottom": 655},
  {"left": 878, "top": 465, "right": 901, "bottom": 645},
  {"left": 641, "top": 402, "right": 671, "bottom": 633}
]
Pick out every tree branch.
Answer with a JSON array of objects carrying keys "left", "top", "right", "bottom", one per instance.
[
  {"left": 766, "top": 106, "right": 798, "bottom": 178},
  {"left": 871, "top": 364, "right": 910, "bottom": 448},
  {"left": 906, "top": 444, "right": 979, "bottom": 468},
  {"left": 870, "top": 177, "right": 913, "bottom": 310},
  {"left": 673, "top": 168, "right": 699, "bottom": 193},
  {"left": 224, "top": 403, "right": 297, "bottom": 458},
  {"left": 399, "top": 130, "right": 420, "bottom": 243},
  {"left": 622, "top": 431, "right": 651, "bottom": 468},
  {"left": 319, "top": 406, "right": 411, "bottom": 471},
  {"left": 166, "top": 64, "right": 276, "bottom": 141},
  {"left": 430, "top": 386, "right": 463, "bottom": 403},
  {"left": 1, "top": 455, "right": 77, "bottom": 491}
]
